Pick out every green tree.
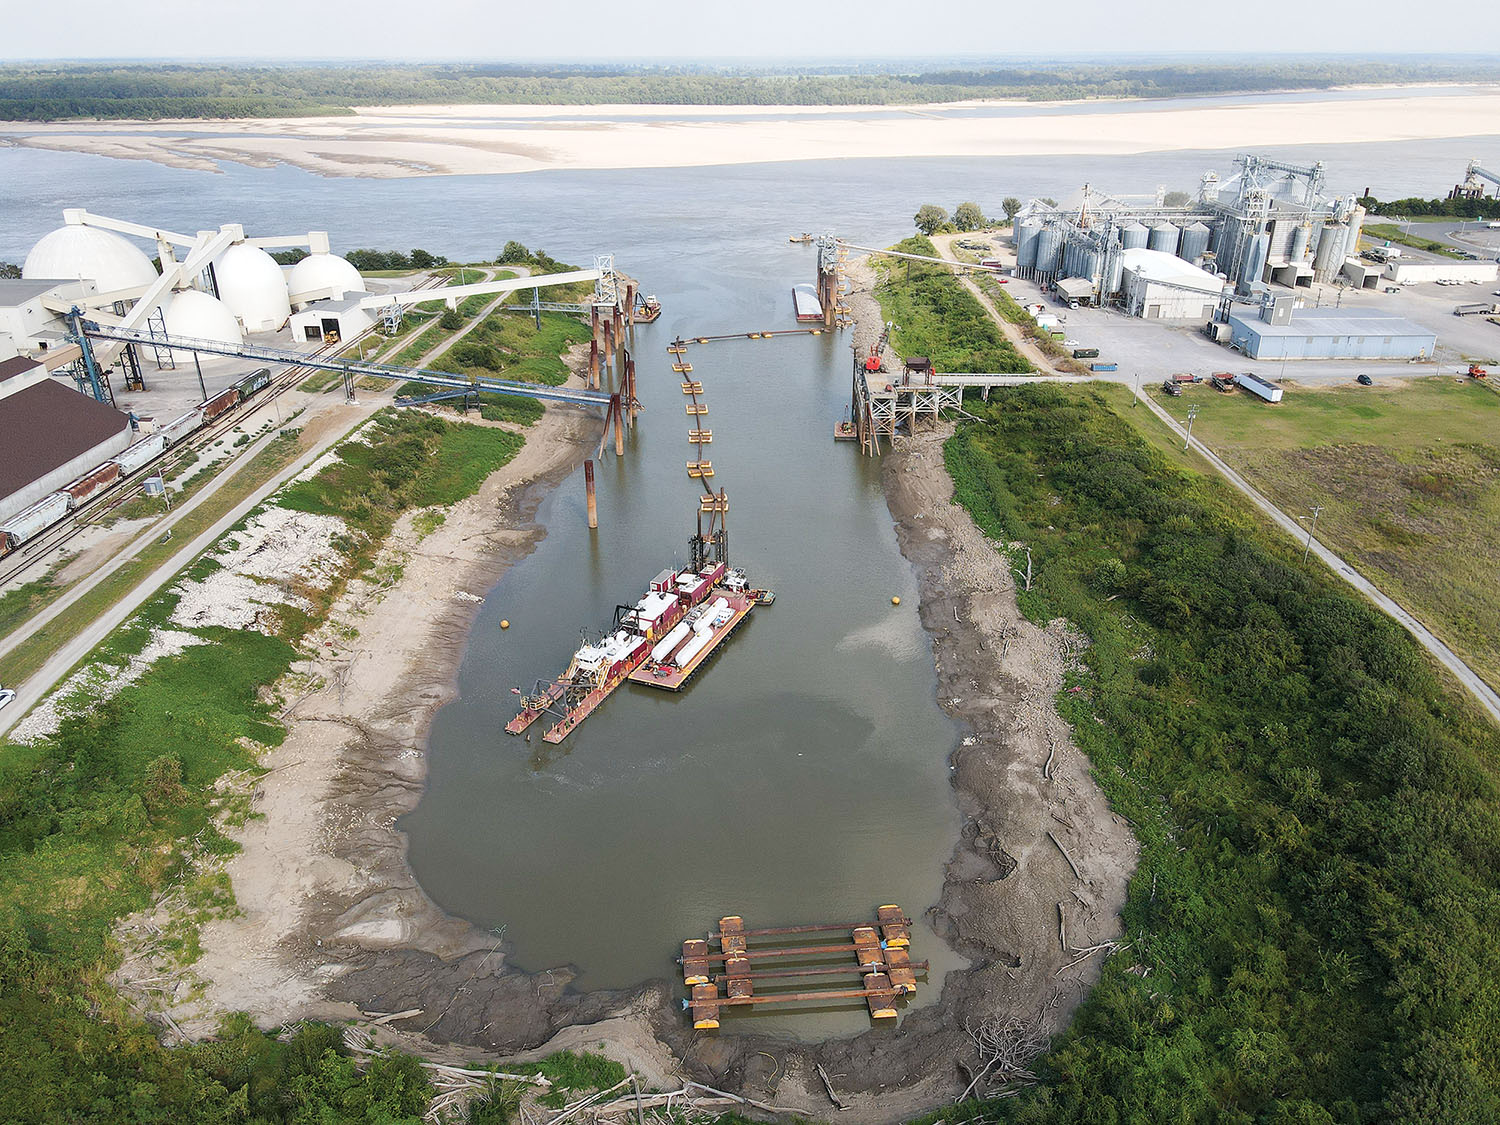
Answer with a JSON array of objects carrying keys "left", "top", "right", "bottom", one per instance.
[
  {"left": 1002, "top": 196, "right": 1023, "bottom": 222},
  {"left": 913, "top": 204, "right": 949, "bottom": 236},
  {"left": 439, "top": 308, "right": 463, "bottom": 330},
  {"left": 1163, "top": 190, "right": 1192, "bottom": 207},
  {"left": 953, "top": 201, "right": 987, "bottom": 231},
  {"left": 409, "top": 248, "right": 438, "bottom": 269},
  {"left": 0, "top": 261, "right": 22, "bottom": 279},
  {"left": 498, "top": 240, "right": 529, "bottom": 264}
]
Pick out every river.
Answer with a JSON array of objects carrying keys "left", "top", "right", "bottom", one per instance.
[{"left": 3, "top": 103, "right": 1496, "bottom": 1039}]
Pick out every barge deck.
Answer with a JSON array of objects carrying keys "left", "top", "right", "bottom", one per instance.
[{"left": 628, "top": 591, "right": 754, "bottom": 691}]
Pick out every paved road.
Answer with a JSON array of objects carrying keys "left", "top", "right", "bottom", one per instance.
[
  {"left": 924, "top": 233, "right": 1500, "bottom": 725},
  {"left": 1133, "top": 386, "right": 1500, "bottom": 725},
  {"left": 0, "top": 401, "right": 372, "bottom": 739}
]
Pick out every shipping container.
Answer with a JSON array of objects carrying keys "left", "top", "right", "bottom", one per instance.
[
  {"left": 158, "top": 407, "right": 205, "bottom": 448},
  {"left": 60, "top": 462, "right": 122, "bottom": 509},
  {"left": 112, "top": 433, "right": 167, "bottom": 476},
  {"left": 1089, "top": 362, "right": 1119, "bottom": 372},
  {"left": 1237, "top": 371, "right": 1284, "bottom": 403},
  {"left": 1, "top": 491, "right": 70, "bottom": 547},
  {"left": 199, "top": 386, "right": 239, "bottom": 422},
  {"left": 1072, "top": 347, "right": 1100, "bottom": 359}
]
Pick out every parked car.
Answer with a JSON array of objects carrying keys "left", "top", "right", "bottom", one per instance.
[
  {"left": 1357, "top": 373, "right": 1373, "bottom": 386},
  {"left": 1162, "top": 379, "right": 1183, "bottom": 396},
  {"left": 1384, "top": 285, "right": 1402, "bottom": 293},
  {"left": 0, "top": 687, "right": 15, "bottom": 712},
  {"left": 1062, "top": 339, "right": 1080, "bottom": 348}
]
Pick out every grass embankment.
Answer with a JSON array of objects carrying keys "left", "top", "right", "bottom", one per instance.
[
  {"left": 939, "top": 389, "right": 1500, "bottom": 1120},
  {"left": 881, "top": 235, "right": 1500, "bottom": 1118},
  {"left": 0, "top": 410, "right": 525, "bottom": 1122},
  {"left": 1362, "top": 223, "right": 1465, "bottom": 260},
  {"left": 874, "top": 237, "right": 1029, "bottom": 373},
  {"left": 1127, "top": 376, "right": 1500, "bottom": 698}
]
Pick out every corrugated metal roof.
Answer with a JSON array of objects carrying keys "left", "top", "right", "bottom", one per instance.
[
  {"left": 1230, "top": 308, "right": 1434, "bottom": 338},
  {"left": 0, "top": 379, "right": 132, "bottom": 503}
]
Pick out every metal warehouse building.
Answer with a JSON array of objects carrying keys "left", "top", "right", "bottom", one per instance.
[
  {"left": 0, "top": 357, "right": 134, "bottom": 523},
  {"left": 1226, "top": 307, "right": 1437, "bottom": 361}
]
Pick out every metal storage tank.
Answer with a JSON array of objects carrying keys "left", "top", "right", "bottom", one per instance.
[
  {"left": 1081, "top": 248, "right": 1102, "bottom": 285},
  {"left": 1016, "top": 220, "right": 1043, "bottom": 272},
  {"left": 1179, "top": 222, "right": 1211, "bottom": 263},
  {"left": 1106, "top": 244, "right": 1125, "bottom": 295},
  {"left": 1119, "top": 221, "right": 1149, "bottom": 250},
  {"left": 1288, "top": 223, "right": 1310, "bottom": 262},
  {"left": 1313, "top": 224, "right": 1344, "bottom": 276},
  {"left": 1035, "top": 226, "right": 1063, "bottom": 276},
  {"left": 1345, "top": 206, "right": 1365, "bottom": 259},
  {"left": 1240, "top": 233, "right": 1270, "bottom": 287},
  {"left": 1148, "top": 222, "right": 1180, "bottom": 256}
]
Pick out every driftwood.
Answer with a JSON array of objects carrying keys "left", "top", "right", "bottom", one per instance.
[
  {"left": 359, "top": 1008, "right": 423, "bottom": 1027},
  {"left": 1047, "top": 831, "right": 1083, "bottom": 882},
  {"left": 816, "top": 1062, "right": 849, "bottom": 1111},
  {"left": 956, "top": 1014, "right": 1046, "bottom": 1102}
]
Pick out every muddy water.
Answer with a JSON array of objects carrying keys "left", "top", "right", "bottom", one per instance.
[
  {"left": 401, "top": 281, "right": 968, "bottom": 1037},
  {"left": 4, "top": 121, "right": 1497, "bottom": 1039}
]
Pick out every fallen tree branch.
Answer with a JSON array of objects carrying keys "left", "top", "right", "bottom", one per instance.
[
  {"left": 816, "top": 1062, "right": 849, "bottom": 1111},
  {"left": 1048, "top": 831, "right": 1083, "bottom": 882}
]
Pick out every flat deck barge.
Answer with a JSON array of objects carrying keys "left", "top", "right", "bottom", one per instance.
[{"left": 628, "top": 591, "right": 754, "bottom": 691}]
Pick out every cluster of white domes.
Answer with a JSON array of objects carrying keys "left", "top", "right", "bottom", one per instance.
[
  {"left": 22, "top": 221, "right": 368, "bottom": 342},
  {"left": 213, "top": 243, "right": 291, "bottom": 332},
  {"left": 289, "top": 253, "right": 367, "bottom": 302},
  {"left": 23, "top": 225, "right": 159, "bottom": 294},
  {"left": 162, "top": 289, "right": 244, "bottom": 347}
]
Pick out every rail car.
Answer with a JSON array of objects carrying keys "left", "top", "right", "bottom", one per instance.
[{"left": 1, "top": 365, "right": 280, "bottom": 559}]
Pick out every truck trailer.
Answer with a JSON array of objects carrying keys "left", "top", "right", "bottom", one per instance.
[{"left": 1237, "top": 371, "right": 1284, "bottom": 403}]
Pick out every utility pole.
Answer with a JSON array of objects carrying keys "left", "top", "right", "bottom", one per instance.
[
  {"left": 1184, "top": 405, "right": 1198, "bottom": 451},
  {"left": 1302, "top": 504, "right": 1324, "bottom": 563},
  {"left": 1133, "top": 372, "right": 1140, "bottom": 405}
]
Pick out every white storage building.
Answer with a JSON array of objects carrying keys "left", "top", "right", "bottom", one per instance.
[
  {"left": 1119, "top": 248, "right": 1227, "bottom": 320},
  {"left": 1226, "top": 307, "right": 1437, "bottom": 361},
  {"left": 290, "top": 296, "right": 375, "bottom": 345}
]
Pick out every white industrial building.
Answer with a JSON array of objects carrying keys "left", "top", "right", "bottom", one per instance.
[
  {"left": 1382, "top": 260, "right": 1499, "bottom": 286},
  {"left": 0, "top": 278, "right": 97, "bottom": 360},
  {"left": 290, "top": 296, "right": 376, "bottom": 344},
  {"left": 1226, "top": 306, "right": 1437, "bottom": 361},
  {"left": 4, "top": 210, "right": 368, "bottom": 370},
  {"left": 1119, "top": 248, "right": 1226, "bottom": 320}
]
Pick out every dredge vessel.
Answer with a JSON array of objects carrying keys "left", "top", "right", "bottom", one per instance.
[{"left": 506, "top": 337, "right": 773, "bottom": 743}]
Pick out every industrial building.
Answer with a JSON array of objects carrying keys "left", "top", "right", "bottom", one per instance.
[
  {"left": 3, "top": 209, "right": 370, "bottom": 398},
  {"left": 1014, "top": 153, "right": 1367, "bottom": 317},
  {"left": 1118, "top": 249, "right": 1224, "bottom": 320},
  {"left": 1226, "top": 306, "right": 1436, "bottom": 361},
  {"left": 0, "top": 357, "right": 133, "bottom": 523},
  {"left": 290, "top": 296, "right": 375, "bottom": 345}
]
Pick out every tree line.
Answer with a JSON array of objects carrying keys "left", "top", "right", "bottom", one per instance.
[{"left": 5, "top": 60, "right": 1500, "bottom": 120}]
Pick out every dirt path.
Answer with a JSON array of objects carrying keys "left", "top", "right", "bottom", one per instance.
[{"left": 927, "top": 232, "right": 1060, "bottom": 373}]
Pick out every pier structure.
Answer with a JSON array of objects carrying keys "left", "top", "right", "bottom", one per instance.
[
  {"left": 681, "top": 907, "right": 922, "bottom": 1029},
  {"left": 814, "top": 234, "right": 853, "bottom": 329},
  {"left": 847, "top": 352, "right": 1049, "bottom": 455}
]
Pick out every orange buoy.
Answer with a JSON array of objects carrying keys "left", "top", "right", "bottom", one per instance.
[
  {"left": 891, "top": 596, "right": 901, "bottom": 606},
  {"left": 500, "top": 619, "right": 510, "bottom": 629}
]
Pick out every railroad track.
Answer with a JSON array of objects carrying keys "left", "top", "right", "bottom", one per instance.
[{"left": 0, "top": 275, "right": 447, "bottom": 588}]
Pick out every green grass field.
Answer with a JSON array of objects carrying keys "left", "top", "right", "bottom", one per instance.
[{"left": 1120, "top": 376, "right": 1500, "bottom": 691}]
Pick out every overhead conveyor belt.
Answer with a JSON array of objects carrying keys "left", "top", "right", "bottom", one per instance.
[{"left": 74, "top": 321, "right": 614, "bottom": 408}]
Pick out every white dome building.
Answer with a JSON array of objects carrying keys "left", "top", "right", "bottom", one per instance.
[
  {"left": 288, "top": 253, "right": 366, "bottom": 304},
  {"left": 162, "top": 289, "right": 243, "bottom": 346},
  {"left": 214, "top": 243, "right": 291, "bottom": 332},
  {"left": 23, "top": 225, "right": 159, "bottom": 294}
]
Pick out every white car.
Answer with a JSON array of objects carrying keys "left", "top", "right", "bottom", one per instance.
[
  {"left": 1063, "top": 339, "right": 1081, "bottom": 348},
  {"left": 0, "top": 688, "right": 15, "bottom": 712}
]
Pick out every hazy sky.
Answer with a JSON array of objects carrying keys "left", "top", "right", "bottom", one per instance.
[{"left": 4, "top": 0, "right": 1499, "bottom": 60}]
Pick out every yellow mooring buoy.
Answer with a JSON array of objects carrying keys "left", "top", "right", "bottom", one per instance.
[
  {"left": 500, "top": 619, "right": 511, "bottom": 629},
  {"left": 891, "top": 596, "right": 901, "bottom": 606}
]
